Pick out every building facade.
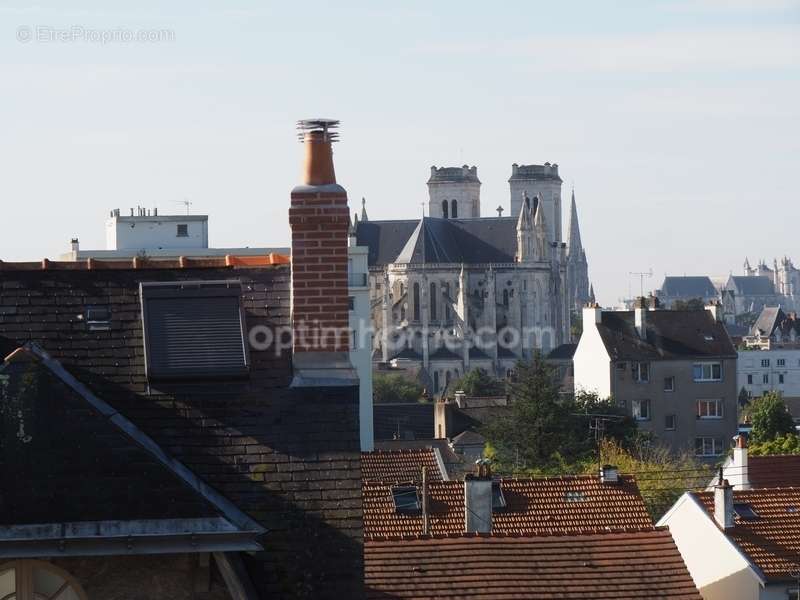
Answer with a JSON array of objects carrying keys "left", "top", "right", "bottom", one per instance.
[
  {"left": 574, "top": 299, "right": 738, "bottom": 457},
  {"left": 355, "top": 163, "right": 591, "bottom": 395}
]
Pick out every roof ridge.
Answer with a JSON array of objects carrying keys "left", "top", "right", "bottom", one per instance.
[
  {"left": 366, "top": 526, "right": 661, "bottom": 542},
  {"left": 0, "top": 254, "right": 289, "bottom": 272}
]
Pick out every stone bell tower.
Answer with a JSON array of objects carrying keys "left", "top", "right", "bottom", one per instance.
[{"left": 427, "top": 165, "right": 481, "bottom": 219}]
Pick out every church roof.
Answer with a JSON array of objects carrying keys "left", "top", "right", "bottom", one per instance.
[
  {"left": 727, "top": 275, "right": 776, "bottom": 296},
  {"left": 658, "top": 276, "right": 717, "bottom": 298},
  {"left": 356, "top": 217, "right": 518, "bottom": 266}
]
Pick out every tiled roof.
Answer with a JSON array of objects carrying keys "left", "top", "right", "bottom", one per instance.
[
  {"left": 362, "top": 449, "right": 444, "bottom": 484},
  {"left": 596, "top": 309, "right": 737, "bottom": 360},
  {"left": 0, "top": 264, "right": 363, "bottom": 597},
  {"left": 694, "top": 488, "right": 800, "bottom": 581},
  {"left": 365, "top": 530, "right": 701, "bottom": 599},
  {"left": 363, "top": 475, "right": 653, "bottom": 539},
  {"left": 748, "top": 455, "right": 800, "bottom": 488}
]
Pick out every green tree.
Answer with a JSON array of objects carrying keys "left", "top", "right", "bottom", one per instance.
[
  {"left": 750, "top": 392, "right": 796, "bottom": 444},
  {"left": 373, "top": 373, "right": 425, "bottom": 404},
  {"left": 570, "top": 310, "right": 583, "bottom": 341},
  {"left": 749, "top": 434, "right": 800, "bottom": 456},
  {"left": 672, "top": 298, "right": 707, "bottom": 311},
  {"left": 449, "top": 368, "right": 505, "bottom": 397}
]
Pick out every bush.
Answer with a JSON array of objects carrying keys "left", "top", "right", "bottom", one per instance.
[
  {"left": 449, "top": 368, "right": 505, "bottom": 397},
  {"left": 373, "top": 373, "right": 425, "bottom": 404}
]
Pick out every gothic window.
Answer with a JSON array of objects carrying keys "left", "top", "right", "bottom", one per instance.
[
  {"left": 430, "top": 282, "right": 437, "bottom": 320},
  {"left": 433, "top": 371, "right": 440, "bottom": 393},
  {"left": 441, "top": 200, "right": 449, "bottom": 219},
  {"left": 451, "top": 199, "right": 458, "bottom": 218},
  {"left": 399, "top": 282, "right": 405, "bottom": 296},
  {"left": 0, "top": 560, "right": 88, "bottom": 600},
  {"left": 413, "top": 283, "right": 420, "bottom": 321},
  {"left": 445, "top": 371, "right": 451, "bottom": 387},
  {"left": 503, "top": 289, "right": 509, "bottom": 308},
  {"left": 400, "top": 305, "right": 406, "bottom": 322}
]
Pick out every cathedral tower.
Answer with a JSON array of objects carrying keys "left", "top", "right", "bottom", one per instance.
[
  {"left": 566, "top": 189, "right": 591, "bottom": 312},
  {"left": 508, "top": 162, "right": 563, "bottom": 243},
  {"left": 427, "top": 165, "right": 481, "bottom": 219}
]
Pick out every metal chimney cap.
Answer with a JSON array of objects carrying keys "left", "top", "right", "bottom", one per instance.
[{"left": 296, "top": 118, "right": 340, "bottom": 142}]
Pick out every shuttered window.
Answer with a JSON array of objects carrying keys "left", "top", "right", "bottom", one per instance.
[{"left": 140, "top": 281, "right": 249, "bottom": 380}]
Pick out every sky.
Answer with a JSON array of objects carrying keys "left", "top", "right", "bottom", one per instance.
[{"left": 0, "top": 0, "right": 798, "bottom": 306}]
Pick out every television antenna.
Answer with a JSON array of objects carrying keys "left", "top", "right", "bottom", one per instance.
[
  {"left": 175, "top": 199, "right": 193, "bottom": 215},
  {"left": 629, "top": 268, "right": 653, "bottom": 298}
]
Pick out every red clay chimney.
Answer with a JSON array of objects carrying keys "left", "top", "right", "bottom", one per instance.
[{"left": 289, "top": 119, "right": 350, "bottom": 356}]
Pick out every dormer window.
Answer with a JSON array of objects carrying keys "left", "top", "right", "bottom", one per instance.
[
  {"left": 391, "top": 486, "right": 420, "bottom": 515},
  {"left": 140, "top": 280, "right": 249, "bottom": 380}
]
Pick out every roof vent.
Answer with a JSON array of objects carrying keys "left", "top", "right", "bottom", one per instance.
[{"left": 600, "top": 464, "right": 619, "bottom": 484}]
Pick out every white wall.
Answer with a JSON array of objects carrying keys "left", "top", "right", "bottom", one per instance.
[
  {"left": 658, "top": 494, "right": 763, "bottom": 600},
  {"left": 106, "top": 215, "right": 208, "bottom": 251},
  {"left": 738, "top": 348, "right": 800, "bottom": 400},
  {"left": 349, "top": 245, "right": 374, "bottom": 451},
  {"left": 573, "top": 307, "right": 612, "bottom": 398}
]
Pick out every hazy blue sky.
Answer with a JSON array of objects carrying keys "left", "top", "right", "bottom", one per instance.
[{"left": 1, "top": 0, "right": 798, "bottom": 305}]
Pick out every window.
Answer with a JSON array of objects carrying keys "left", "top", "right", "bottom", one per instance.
[
  {"left": 763, "top": 373, "right": 770, "bottom": 384},
  {"left": 733, "top": 503, "right": 760, "bottom": 520},
  {"left": 441, "top": 200, "right": 449, "bottom": 219},
  {"left": 663, "top": 376, "right": 675, "bottom": 392},
  {"left": 778, "top": 358, "right": 786, "bottom": 367},
  {"left": 430, "top": 283, "right": 437, "bottom": 321},
  {"left": 413, "top": 283, "right": 420, "bottom": 321},
  {"left": 451, "top": 199, "right": 458, "bottom": 218},
  {"left": 665, "top": 414, "right": 676, "bottom": 430},
  {"left": 0, "top": 560, "right": 88, "bottom": 600},
  {"left": 348, "top": 296, "right": 355, "bottom": 311},
  {"left": 761, "top": 358, "right": 771, "bottom": 368},
  {"left": 391, "top": 486, "right": 420, "bottom": 514},
  {"left": 697, "top": 399, "right": 723, "bottom": 419},
  {"left": 564, "top": 490, "right": 585, "bottom": 502},
  {"left": 632, "top": 399, "right": 651, "bottom": 421},
  {"left": 503, "top": 289, "right": 509, "bottom": 308},
  {"left": 176, "top": 223, "right": 188, "bottom": 237},
  {"left": 693, "top": 362, "right": 722, "bottom": 382},
  {"left": 780, "top": 374, "right": 786, "bottom": 385},
  {"left": 85, "top": 305, "right": 111, "bottom": 331},
  {"left": 492, "top": 482, "right": 507, "bottom": 511},
  {"left": 632, "top": 362, "right": 650, "bottom": 383},
  {"left": 140, "top": 280, "right": 249, "bottom": 380},
  {"left": 747, "top": 374, "right": 753, "bottom": 385},
  {"left": 695, "top": 436, "right": 725, "bottom": 457}
]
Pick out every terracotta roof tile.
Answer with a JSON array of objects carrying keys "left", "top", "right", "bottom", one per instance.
[
  {"left": 748, "top": 455, "right": 800, "bottom": 488},
  {"left": 362, "top": 449, "right": 444, "bottom": 484},
  {"left": 364, "top": 474, "right": 653, "bottom": 539},
  {"left": 694, "top": 487, "right": 800, "bottom": 581},
  {"left": 365, "top": 530, "right": 702, "bottom": 599}
]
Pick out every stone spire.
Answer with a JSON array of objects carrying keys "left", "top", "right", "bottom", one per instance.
[
  {"left": 516, "top": 196, "right": 533, "bottom": 262},
  {"left": 567, "top": 188, "right": 583, "bottom": 259},
  {"left": 533, "top": 196, "right": 548, "bottom": 260},
  {"left": 589, "top": 284, "right": 596, "bottom": 304},
  {"left": 361, "top": 197, "right": 368, "bottom": 222}
]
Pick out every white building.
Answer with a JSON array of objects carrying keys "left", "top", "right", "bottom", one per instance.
[
  {"left": 738, "top": 348, "right": 800, "bottom": 403},
  {"left": 659, "top": 475, "right": 800, "bottom": 599},
  {"left": 348, "top": 232, "right": 374, "bottom": 450}
]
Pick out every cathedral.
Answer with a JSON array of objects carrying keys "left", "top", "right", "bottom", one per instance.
[{"left": 353, "top": 163, "right": 592, "bottom": 394}]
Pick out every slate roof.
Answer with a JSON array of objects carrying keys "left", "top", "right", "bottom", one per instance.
[
  {"left": 596, "top": 309, "right": 737, "bottom": 361},
  {"left": 365, "top": 530, "right": 701, "bottom": 599},
  {"left": 0, "top": 262, "right": 362, "bottom": 598},
  {"left": 546, "top": 342, "right": 577, "bottom": 360},
  {"left": 361, "top": 449, "right": 445, "bottom": 484},
  {"left": 752, "top": 306, "right": 784, "bottom": 335},
  {"left": 727, "top": 275, "right": 777, "bottom": 296},
  {"left": 659, "top": 276, "right": 718, "bottom": 298},
  {"left": 374, "top": 403, "right": 434, "bottom": 441},
  {"left": 694, "top": 488, "right": 800, "bottom": 581},
  {"left": 363, "top": 475, "right": 652, "bottom": 539},
  {"left": 355, "top": 217, "right": 518, "bottom": 267}
]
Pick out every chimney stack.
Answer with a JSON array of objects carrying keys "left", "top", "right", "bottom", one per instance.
[
  {"left": 706, "top": 300, "right": 723, "bottom": 323},
  {"left": 714, "top": 468, "right": 734, "bottom": 530},
  {"left": 583, "top": 303, "right": 602, "bottom": 326},
  {"left": 729, "top": 434, "right": 750, "bottom": 490},
  {"left": 464, "top": 460, "right": 493, "bottom": 534},
  {"left": 289, "top": 119, "right": 355, "bottom": 384},
  {"left": 634, "top": 297, "right": 647, "bottom": 339},
  {"left": 70, "top": 238, "right": 80, "bottom": 253}
]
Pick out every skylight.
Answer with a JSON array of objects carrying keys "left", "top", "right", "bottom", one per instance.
[
  {"left": 733, "top": 503, "right": 760, "bottom": 520},
  {"left": 564, "top": 491, "right": 585, "bottom": 502},
  {"left": 391, "top": 486, "right": 420, "bottom": 515}
]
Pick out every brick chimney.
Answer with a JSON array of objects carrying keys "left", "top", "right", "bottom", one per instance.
[{"left": 289, "top": 119, "right": 356, "bottom": 386}]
